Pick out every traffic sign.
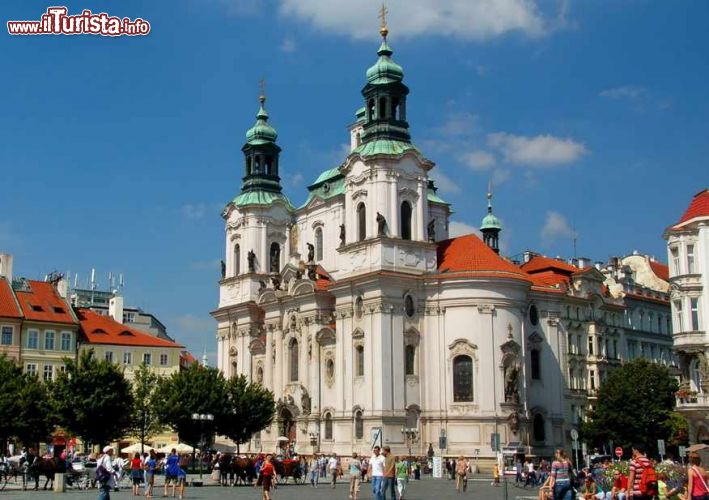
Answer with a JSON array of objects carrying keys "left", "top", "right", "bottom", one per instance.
[
  {"left": 490, "top": 433, "right": 500, "bottom": 452},
  {"left": 570, "top": 429, "right": 579, "bottom": 441},
  {"left": 615, "top": 447, "right": 623, "bottom": 458},
  {"left": 658, "top": 439, "right": 666, "bottom": 458},
  {"left": 679, "top": 445, "right": 687, "bottom": 457}
]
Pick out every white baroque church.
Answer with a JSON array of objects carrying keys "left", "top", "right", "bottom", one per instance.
[{"left": 213, "top": 25, "right": 568, "bottom": 460}]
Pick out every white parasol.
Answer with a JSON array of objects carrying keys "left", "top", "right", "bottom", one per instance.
[
  {"left": 155, "top": 443, "right": 196, "bottom": 454},
  {"left": 120, "top": 443, "right": 155, "bottom": 454}
]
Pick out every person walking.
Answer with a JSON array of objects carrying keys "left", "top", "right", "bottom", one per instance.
[
  {"left": 97, "top": 446, "right": 117, "bottom": 500},
  {"left": 382, "top": 447, "right": 396, "bottom": 500},
  {"left": 130, "top": 453, "right": 142, "bottom": 496},
  {"left": 328, "top": 453, "right": 339, "bottom": 488},
  {"left": 369, "top": 446, "right": 385, "bottom": 500},
  {"left": 308, "top": 455, "right": 319, "bottom": 488},
  {"left": 492, "top": 463, "right": 501, "bottom": 487},
  {"left": 144, "top": 450, "right": 157, "bottom": 498},
  {"left": 396, "top": 456, "right": 409, "bottom": 500},
  {"left": 349, "top": 452, "right": 362, "bottom": 500},
  {"left": 549, "top": 448, "right": 573, "bottom": 500},
  {"left": 163, "top": 449, "right": 181, "bottom": 498},
  {"left": 258, "top": 454, "right": 275, "bottom": 500},
  {"left": 455, "top": 455, "right": 468, "bottom": 493},
  {"left": 627, "top": 444, "right": 654, "bottom": 500},
  {"left": 687, "top": 452, "right": 709, "bottom": 500}
]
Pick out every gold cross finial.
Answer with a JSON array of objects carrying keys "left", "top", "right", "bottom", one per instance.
[
  {"left": 378, "top": 3, "right": 389, "bottom": 38},
  {"left": 259, "top": 78, "right": 266, "bottom": 103}
]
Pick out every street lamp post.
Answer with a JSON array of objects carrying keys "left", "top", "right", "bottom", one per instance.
[
  {"left": 400, "top": 427, "right": 418, "bottom": 459},
  {"left": 191, "top": 413, "right": 214, "bottom": 480}
]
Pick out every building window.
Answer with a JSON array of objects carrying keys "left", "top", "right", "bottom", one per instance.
[
  {"left": 453, "top": 355, "right": 474, "bottom": 402},
  {"left": 60, "top": 332, "right": 71, "bottom": 351},
  {"left": 324, "top": 412, "right": 333, "bottom": 440},
  {"left": 400, "top": 201, "right": 412, "bottom": 240},
  {"left": 26, "top": 364, "right": 37, "bottom": 377},
  {"left": 355, "top": 345, "right": 364, "bottom": 377},
  {"left": 588, "top": 336, "right": 594, "bottom": 355},
  {"left": 531, "top": 349, "right": 541, "bottom": 380},
  {"left": 326, "top": 359, "right": 335, "bottom": 380},
  {"left": 533, "top": 414, "right": 545, "bottom": 442},
  {"left": 671, "top": 247, "right": 680, "bottom": 275},
  {"left": 234, "top": 244, "right": 240, "bottom": 276},
  {"left": 44, "top": 331, "right": 55, "bottom": 350},
  {"left": 123, "top": 352, "right": 132, "bottom": 365},
  {"left": 355, "top": 296, "right": 364, "bottom": 319},
  {"left": 674, "top": 300, "right": 684, "bottom": 332},
  {"left": 687, "top": 245, "right": 695, "bottom": 274},
  {"left": 529, "top": 305, "right": 539, "bottom": 326},
  {"left": 123, "top": 312, "right": 135, "bottom": 323},
  {"left": 27, "top": 330, "right": 38, "bottom": 349},
  {"left": 289, "top": 338, "right": 299, "bottom": 382},
  {"left": 143, "top": 353, "right": 152, "bottom": 365},
  {"left": 405, "top": 345, "right": 416, "bottom": 376},
  {"left": 1, "top": 326, "right": 12, "bottom": 345},
  {"left": 160, "top": 354, "right": 168, "bottom": 366},
  {"left": 567, "top": 333, "right": 574, "bottom": 354},
  {"left": 256, "top": 366, "right": 264, "bottom": 384},
  {"left": 355, "top": 411, "right": 364, "bottom": 440},
  {"left": 105, "top": 351, "right": 114, "bottom": 363},
  {"left": 269, "top": 242, "right": 280, "bottom": 273},
  {"left": 315, "top": 227, "right": 323, "bottom": 261},
  {"left": 357, "top": 202, "right": 366, "bottom": 241},
  {"left": 590, "top": 370, "right": 596, "bottom": 390},
  {"left": 405, "top": 295, "right": 415, "bottom": 317},
  {"left": 691, "top": 298, "right": 700, "bottom": 331},
  {"left": 43, "top": 365, "right": 53, "bottom": 382}
]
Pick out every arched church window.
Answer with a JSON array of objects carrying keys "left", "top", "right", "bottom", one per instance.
[
  {"left": 355, "top": 132, "right": 361, "bottom": 146},
  {"left": 270, "top": 242, "right": 280, "bottom": 273},
  {"left": 533, "top": 414, "right": 546, "bottom": 442},
  {"left": 315, "top": 227, "right": 323, "bottom": 261},
  {"left": 405, "top": 345, "right": 416, "bottom": 376},
  {"left": 368, "top": 99, "right": 375, "bottom": 120},
  {"left": 529, "top": 305, "right": 539, "bottom": 325},
  {"left": 256, "top": 366, "right": 264, "bottom": 384},
  {"left": 233, "top": 244, "right": 240, "bottom": 276},
  {"left": 531, "top": 348, "right": 541, "bottom": 380},
  {"left": 253, "top": 156, "right": 262, "bottom": 175},
  {"left": 400, "top": 201, "right": 412, "bottom": 240},
  {"left": 289, "top": 338, "right": 299, "bottom": 382},
  {"left": 453, "top": 355, "right": 473, "bottom": 402},
  {"left": 265, "top": 157, "right": 273, "bottom": 175},
  {"left": 355, "top": 296, "right": 364, "bottom": 319},
  {"left": 326, "top": 359, "right": 335, "bottom": 380},
  {"left": 392, "top": 97, "right": 400, "bottom": 120},
  {"left": 357, "top": 203, "right": 366, "bottom": 242},
  {"left": 379, "top": 97, "right": 387, "bottom": 119},
  {"left": 355, "top": 345, "right": 364, "bottom": 377},
  {"left": 354, "top": 411, "right": 364, "bottom": 440},
  {"left": 324, "top": 412, "right": 333, "bottom": 440}
]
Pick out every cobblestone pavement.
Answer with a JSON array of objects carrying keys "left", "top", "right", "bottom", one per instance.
[{"left": 1, "top": 476, "right": 541, "bottom": 500}]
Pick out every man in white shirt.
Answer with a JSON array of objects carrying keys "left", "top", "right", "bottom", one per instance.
[
  {"left": 368, "top": 446, "right": 385, "bottom": 500},
  {"left": 97, "top": 446, "right": 116, "bottom": 500},
  {"left": 328, "top": 453, "right": 339, "bottom": 488}
]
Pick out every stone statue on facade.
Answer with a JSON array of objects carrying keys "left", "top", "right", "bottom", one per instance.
[
  {"left": 271, "top": 275, "right": 281, "bottom": 290},
  {"left": 339, "top": 224, "right": 346, "bottom": 247},
  {"left": 504, "top": 363, "right": 520, "bottom": 403},
  {"left": 376, "top": 212, "right": 387, "bottom": 236},
  {"left": 301, "top": 388, "right": 311, "bottom": 416},
  {"left": 508, "top": 411, "right": 520, "bottom": 434},
  {"left": 220, "top": 260, "right": 226, "bottom": 279},
  {"left": 427, "top": 219, "right": 436, "bottom": 242},
  {"left": 307, "top": 264, "right": 317, "bottom": 281},
  {"left": 307, "top": 243, "right": 315, "bottom": 263},
  {"left": 248, "top": 250, "right": 256, "bottom": 272}
]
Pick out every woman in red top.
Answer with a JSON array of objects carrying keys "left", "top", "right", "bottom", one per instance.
[
  {"left": 258, "top": 454, "right": 275, "bottom": 500},
  {"left": 688, "top": 453, "right": 709, "bottom": 500},
  {"left": 130, "top": 452, "right": 143, "bottom": 496}
]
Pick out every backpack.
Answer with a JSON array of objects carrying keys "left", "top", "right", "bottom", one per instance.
[
  {"left": 96, "top": 464, "right": 111, "bottom": 483},
  {"left": 639, "top": 461, "right": 658, "bottom": 496}
]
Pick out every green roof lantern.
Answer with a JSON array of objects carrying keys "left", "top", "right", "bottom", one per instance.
[
  {"left": 480, "top": 184, "right": 502, "bottom": 253},
  {"left": 245, "top": 95, "right": 278, "bottom": 145},
  {"left": 366, "top": 39, "right": 404, "bottom": 84}
]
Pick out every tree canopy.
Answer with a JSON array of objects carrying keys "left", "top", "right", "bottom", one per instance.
[
  {"left": 581, "top": 358, "right": 679, "bottom": 456},
  {"left": 0, "top": 355, "right": 26, "bottom": 449},
  {"left": 52, "top": 350, "right": 134, "bottom": 448},
  {"left": 218, "top": 375, "right": 275, "bottom": 450},
  {"left": 15, "top": 373, "right": 54, "bottom": 448},
  {"left": 128, "top": 363, "right": 163, "bottom": 454}
]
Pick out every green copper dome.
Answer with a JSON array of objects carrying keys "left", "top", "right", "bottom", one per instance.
[
  {"left": 245, "top": 100, "right": 277, "bottom": 145},
  {"left": 481, "top": 212, "right": 502, "bottom": 230},
  {"left": 366, "top": 40, "right": 404, "bottom": 84}
]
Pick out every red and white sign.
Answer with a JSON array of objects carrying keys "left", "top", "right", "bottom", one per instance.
[{"left": 615, "top": 447, "right": 623, "bottom": 458}]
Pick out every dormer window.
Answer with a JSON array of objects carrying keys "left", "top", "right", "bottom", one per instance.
[{"left": 31, "top": 305, "right": 43, "bottom": 312}]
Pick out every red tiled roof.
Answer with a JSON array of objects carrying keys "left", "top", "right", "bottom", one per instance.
[
  {"left": 14, "top": 280, "right": 76, "bottom": 324},
  {"left": 526, "top": 270, "right": 570, "bottom": 288},
  {"left": 436, "top": 234, "right": 530, "bottom": 281},
  {"left": 649, "top": 260, "right": 670, "bottom": 282},
  {"left": 625, "top": 292, "right": 669, "bottom": 306},
  {"left": 315, "top": 265, "right": 334, "bottom": 291},
  {"left": 675, "top": 189, "right": 709, "bottom": 227},
  {"left": 77, "top": 308, "right": 183, "bottom": 348},
  {"left": 0, "top": 277, "right": 22, "bottom": 319},
  {"left": 520, "top": 255, "right": 579, "bottom": 275}
]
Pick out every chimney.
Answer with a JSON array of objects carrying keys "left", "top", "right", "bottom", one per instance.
[
  {"left": 0, "top": 254, "right": 13, "bottom": 282},
  {"left": 578, "top": 257, "right": 590, "bottom": 269},
  {"left": 109, "top": 294, "right": 124, "bottom": 324},
  {"left": 523, "top": 251, "right": 533, "bottom": 263},
  {"left": 56, "top": 277, "right": 69, "bottom": 299}
]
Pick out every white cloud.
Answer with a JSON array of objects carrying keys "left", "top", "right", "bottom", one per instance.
[
  {"left": 436, "top": 112, "right": 478, "bottom": 137},
  {"left": 278, "top": 0, "right": 547, "bottom": 40},
  {"left": 429, "top": 169, "right": 462, "bottom": 194},
  {"left": 600, "top": 85, "right": 647, "bottom": 101},
  {"left": 540, "top": 211, "right": 576, "bottom": 245},
  {"left": 449, "top": 221, "right": 481, "bottom": 238},
  {"left": 487, "top": 132, "right": 587, "bottom": 166},
  {"left": 280, "top": 37, "right": 296, "bottom": 53},
  {"left": 180, "top": 203, "right": 208, "bottom": 220},
  {"left": 176, "top": 314, "right": 215, "bottom": 334},
  {"left": 461, "top": 150, "right": 496, "bottom": 170}
]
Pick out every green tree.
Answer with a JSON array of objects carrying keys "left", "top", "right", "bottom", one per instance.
[
  {"left": 153, "top": 364, "right": 226, "bottom": 448},
  {"left": 581, "top": 358, "right": 678, "bottom": 456},
  {"left": 217, "top": 375, "right": 275, "bottom": 452},
  {"left": 0, "top": 355, "right": 24, "bottom": 451},
  {"left": 52, "top": 350, "right": 134, "bottom": 449},
  {"left": 15, "top": 374, "right": 55, "bottom": 449},
  {"left": 128, "top": 363, "right": 163, "bottom": 454}
]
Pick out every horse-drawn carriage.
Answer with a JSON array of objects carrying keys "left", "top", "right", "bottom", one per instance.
[{"left": 214, "top": 454, "right": 305, "bottom": 486}]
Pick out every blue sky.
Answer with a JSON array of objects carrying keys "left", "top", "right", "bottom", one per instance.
[{"left": 1, "top": 0, "right": 707, "bottom": 361}]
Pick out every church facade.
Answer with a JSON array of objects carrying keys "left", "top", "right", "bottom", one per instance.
[{"left": 212, "top": 27, "right": 592, "bottom": 460}]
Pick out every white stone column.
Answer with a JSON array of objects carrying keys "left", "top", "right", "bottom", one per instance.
[
  {"left": 217, "top": 334, "right": 224, "bottom": 373},
  {"left": 389, "top": 174, "right": 399, "bottom": 238},
  {"left": 417, "top": 178, "right": 425, "bottom": 241},
  {"left": 260, "top": 221, "right": 268, "bottom": 273},
  {"left": 265, "top": 330, "right": 274, "bottom": 391}
]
